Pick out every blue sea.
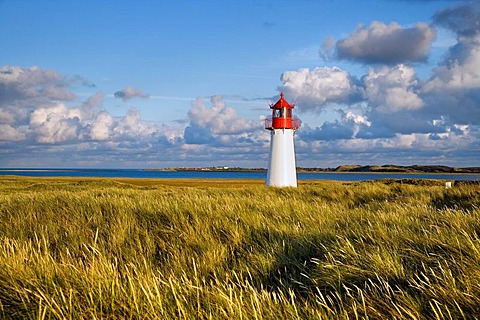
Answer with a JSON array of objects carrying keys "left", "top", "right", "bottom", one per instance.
[{"left": 0, "top": 169, "right": 479, "bottom": 181}]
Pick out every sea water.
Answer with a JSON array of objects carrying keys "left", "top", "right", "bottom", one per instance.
[{"left": 0, "top": 169, "right": 479, "bottom": 181}]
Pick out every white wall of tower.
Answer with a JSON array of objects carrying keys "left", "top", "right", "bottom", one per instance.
[{"left": 266, "top": 129, "right": 297, "bottom": 187}]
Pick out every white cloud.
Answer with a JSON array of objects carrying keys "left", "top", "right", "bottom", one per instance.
[
  {"left": 345, "top": 112, "right": 371, "bottom": 127},
  {"left": 186, "top": 95, "right": 259, "bottom": 137},
  {"left": 0, "top": 66, "right": 75, "bottom": 105},
  {"left": 363, "top": 64, "right": 424, "bottom": 113},
  {"left": 29, "top": 103, "right": 82, "bottom": 143},
  {"left": 0, "top": 108, "right": 15, "bottom": 124},
  {"left": 90, "top": 111, "right": 114, "bottom": 141},
  {"left": 279, "top": 67, "right": 361, "bottom": 111},
  {"left": 336, "top": 21, "right": 436, "bottom": 64},
  {"left": 0, "top": 124, "right": 24, "bottom": 141},
  {"left": 424, "top": 40, "right": 480, "bottom": 92}
]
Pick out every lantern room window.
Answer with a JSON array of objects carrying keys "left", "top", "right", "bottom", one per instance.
[
  {"left": 285, "top": 108, "right": 292, "bottom": 118},
  {"left": 272, "top": 108, "right": 292, "bottom": 118}
]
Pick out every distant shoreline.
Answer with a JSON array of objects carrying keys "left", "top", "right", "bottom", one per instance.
[
  {"left": 148, "top": 164, "right": 480, "bottom": 174},
  {"left": 1, "top": 165, "right": 479, "bottom": 175}
]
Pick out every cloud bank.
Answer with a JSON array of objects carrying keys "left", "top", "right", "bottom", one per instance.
[
  {"left": 280, "top": 2, "right": 479, "bottom": 166},
  {"left": 0, "top": 66, "right": 267, "bottom": 167},
  {"left": 0, "top": 66, "right": 183, "bottom": 167}
]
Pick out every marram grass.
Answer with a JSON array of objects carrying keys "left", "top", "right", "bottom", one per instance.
[{"left": 0, "top": 177, "right": 479, "bottom": 319}]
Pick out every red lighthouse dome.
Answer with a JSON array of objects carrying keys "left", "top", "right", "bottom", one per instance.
[{"left": 265, "top": 92, "right": 300, "bottom": 130}]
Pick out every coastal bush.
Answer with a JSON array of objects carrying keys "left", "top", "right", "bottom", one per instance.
[{"left": 0, "top": 177, "right": 479, "bottom": 318}]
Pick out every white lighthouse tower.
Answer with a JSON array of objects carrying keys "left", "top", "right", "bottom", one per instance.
[{"left": 265, "top": 92, "right": 300, "bottom": 187}]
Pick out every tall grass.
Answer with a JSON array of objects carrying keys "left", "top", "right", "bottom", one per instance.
[{"left": 0, "top": 177, "right": 479, "bottom": 318}]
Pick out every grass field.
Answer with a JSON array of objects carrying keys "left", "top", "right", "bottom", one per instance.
[{"left": 0, "top": 176, "right": 479, "bottom": 319}]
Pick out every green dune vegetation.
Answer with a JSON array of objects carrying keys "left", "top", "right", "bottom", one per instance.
[{"left": 0, "top": 176, "right": 479, "bottom": 319}]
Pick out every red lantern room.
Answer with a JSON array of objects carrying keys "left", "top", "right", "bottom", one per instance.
[{"left": 265, "top": 92, "right": 300, "bottom": 130}]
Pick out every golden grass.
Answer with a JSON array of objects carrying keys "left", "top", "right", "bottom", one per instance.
[
  {"left": 0, "top": 175, "right": 264, "bottom": 188},
  {"left": 0, "top": 176, "right": 479, "bottom": 318}
]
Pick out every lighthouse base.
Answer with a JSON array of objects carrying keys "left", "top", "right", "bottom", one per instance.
[{"left": 266, "top": 129, "right": 297, "bottom": 187}]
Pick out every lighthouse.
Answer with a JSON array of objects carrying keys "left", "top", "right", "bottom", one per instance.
[{"left": 265, "top": 92, "right": 300, "bottom": 187}]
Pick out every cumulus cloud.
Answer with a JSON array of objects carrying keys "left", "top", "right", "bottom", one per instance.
[
  {"left": 182, "top": 96, "right": 269, "bottom": 166},
  {"left": 114, "top": 87, "right": 150, "bottom": 101},
  {"left": 28, "top": 103, "right": 82, "bottom": 143},
  {"left": 279, "top": 64, "right": 423, "bottom": 113},
  {"left": 0, "top": 124, "right": 25, "bottom": 141},
  {"left": 179, "top": 95, "right": 272, "bottom": 167},
  {"left": 335, "top": 21, "right": 436, "bottom": 64},
  {"left": 0, "top": 66, "right": 75, "bottom": 106},
  {"left": 279, "top": 67, "right": 362, "bottom": 111},
  {"left": 363, "top": 64, "right": 423, "bottom": 113},
  {"left": 184, "top": 96, "right": 261, "bottom": 145},
  {"left": 0, "top": 66, "right": 81, "bottom": 143},
  {"left": 90, "top": 111, "right": 114, "bottom": 141},
  {"left": 424, "top": 43, "right": 480, "bottom": 92}
]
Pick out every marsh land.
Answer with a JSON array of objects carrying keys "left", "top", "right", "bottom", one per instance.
[{"left": 0, "top": 176, "right": 479, "bottom": 318}]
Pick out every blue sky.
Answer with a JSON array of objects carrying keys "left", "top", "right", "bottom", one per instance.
[{"left": 0, "top": 0, "right": 479, "bottom": 168}]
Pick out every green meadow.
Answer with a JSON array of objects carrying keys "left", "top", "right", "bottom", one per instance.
[{"left": 0, "top": 176, "right": 479, "bottom": 319}]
